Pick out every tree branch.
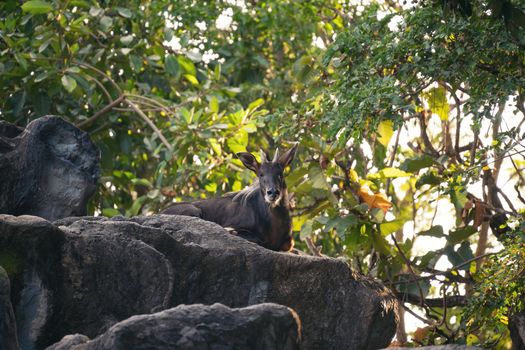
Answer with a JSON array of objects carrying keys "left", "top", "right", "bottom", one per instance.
[
  {"left": 400, "top": 293, "right": 467, "bottom": 307},
  {"left": 124, "top": 99, "right": 173, "bottom": 151},
  {"left": 76, "top": 95, "right": 125, "bottom": 129}
]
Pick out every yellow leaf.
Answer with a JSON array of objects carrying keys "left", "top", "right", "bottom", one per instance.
[
  {"left": 500, "top": 315, "right": 509, "bottom": 325},
  {"left": 348, "top": 169, "right": 359, "bottom": 183},
  {"left": 358, "top": 186, "right": 392, "bottom": 213},
  {"left": 423, "top": 86, "right": 449, "bottom": 121},
  {"left": 377, "top": 120, "right": 394, "bottom": 147},
  {"left": 184, "top": 74, "right": 199, "bottom": 85},
  {"left": 467, "top": 334, "right": 479, "bottom": 346}
]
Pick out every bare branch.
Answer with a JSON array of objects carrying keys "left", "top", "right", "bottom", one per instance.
[
  {"left": 391, "top": 252, "right": 498, "bottom": 285},
  {"left": 124, "top": 99, "right": 173, "bottom": 151},
  {"left": 391, "top": 233, "right": 426, "bottom": 307},
  {"left": 400, "top": 293, "right": 467, "bottom": 307},
  {"left": 77, "top": 95, "right": 125, "bottom": 129},
  {"left": 305, "top": 237, "right": 323, "bottom": 257}
]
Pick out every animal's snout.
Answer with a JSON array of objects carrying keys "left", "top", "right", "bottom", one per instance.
[{"left": 266, "top": 188, "right": 280, "bottom": 199}]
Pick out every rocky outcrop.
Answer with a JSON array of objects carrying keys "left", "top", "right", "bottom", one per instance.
[
  {"left": 0, "top": 116, "right": 99, "bottom": 221},
  {"left": 47, "top": 303, "right": 300, "bottom": 350},
  {"left": 1, "top": 214, "right": 398, "bottom": 350},
  {"left": 0, "top": 266, "right": 19, "bottom": 350}
]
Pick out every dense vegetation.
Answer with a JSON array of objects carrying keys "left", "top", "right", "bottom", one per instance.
[{"left": 1, "top": 0, "right": 524, "bottom": 347}]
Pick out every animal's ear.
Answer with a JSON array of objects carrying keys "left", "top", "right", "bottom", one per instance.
[
  {"left": 278, "top": 143, "right": 298, "bottom": 168},
  {"left": 236, "top": 152, "right": 260, "bottom": 173}
]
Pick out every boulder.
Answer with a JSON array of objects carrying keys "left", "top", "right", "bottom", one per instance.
[
  {"left": 0, "top": 266, "right": 19, "bottom": 350},
  {"left": 47, "top": 303, "right": 300, "bottom": 350},
  {"left": 0, "top": 116, "right": 99, "bottom": 221},
  {"left": 1, "top": 214, "right": 398, "bottom": 349}
]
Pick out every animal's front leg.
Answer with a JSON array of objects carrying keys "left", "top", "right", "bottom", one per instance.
[
  {"left": 225, "top": 228, "right": 264, "bottom": 246},
  {"left": 278, "top": 235, "right": 295, "bottom": 252}
]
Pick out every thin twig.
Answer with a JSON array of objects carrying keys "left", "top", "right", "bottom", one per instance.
[
  {"left": 391, "top": 252, "right": 498, "bottom": 285},
  {"left": 305, "top": 237, "right": 323, "bottom": 257},
  {"left": 391, "top": 233, "right": 426, "bottom": 306},
  {"left": 402, "top": 304, "right": 434, "bottom": 326}
]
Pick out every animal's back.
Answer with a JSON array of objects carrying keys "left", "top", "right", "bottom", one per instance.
[{"left": 161, "top": 193, "right": 256, "bottom": 228}]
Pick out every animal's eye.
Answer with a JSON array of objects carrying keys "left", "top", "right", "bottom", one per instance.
[{"left": 259, "top": 173, "right": 264, "bottom": 177}]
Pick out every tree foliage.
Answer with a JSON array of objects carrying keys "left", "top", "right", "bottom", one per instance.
[{"left": 2, "top": 0, "right": 525, "bottom": 347}]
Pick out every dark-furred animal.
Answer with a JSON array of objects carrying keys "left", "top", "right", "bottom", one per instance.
[{"left": 161, "top": 145, "right": 298, "bottom": 251}]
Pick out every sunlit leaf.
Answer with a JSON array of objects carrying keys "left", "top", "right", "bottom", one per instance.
[
  {"left": 368, "top": 167, "right": 411, "bottom": 179},
  {"left": 377, "top": 120, "right": 394, "bottom": 147},
  {"left": 400, "top": 155, "right": 434, "bottom": 173},
  {"left": 418, "top": 225, "right": 445, "bottom": 238},
  {"left": 21, "top": 0, "right": 53, "bottom": 14},
  {"left": 61, "top": 75, "right": 77, "bottom": 93},
  {"left": 358, "top": 186, "right": 392, "bottom": 213},
  {"left": 447, "top": 226, "right": 477, "bottom": 244},
  {"left": 423, "top": 86, "right": 449, "bottom": 121}
]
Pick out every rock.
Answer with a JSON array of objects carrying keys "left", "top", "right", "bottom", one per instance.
[
  {"left": 45, "top": 334, "right": 89, "bottom": 350},
  {"left": 0, "top": 266, "right": 19, "bottom": 350},
  {"left": 510, "top": 312, "right": 525, "bottom": 350},
  {"left": 2, "top": 214, "right": 398, "bottom": 349},
  {"left": 0, "top": 215, "right": 64, "bottom": 349},
  {"left": 46, "top": 303, "right": 300, "bottom": 350},
  {"left": 0, "top": 116, "right": 99, "bottom": 221}
]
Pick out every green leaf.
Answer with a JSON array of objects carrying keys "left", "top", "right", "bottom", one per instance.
[
  {"left": 448, "top": 226, "right": 477, "bottom": 244},
  {"left": 165, "top": 54, "right": 179, "bottom": 76},
  {"left": 300, "top": 220, "right": 314, "bottom": 240},
  {"left": 21, "top": 0, "right": 53, "bottom": 14},
  {"left": 178, "top": 56, "right": 196, "bottom": 76},
  {"left": 309, "top": 166, "right": 329, "bottom": 190},
  {"left": 33, "top": 92, "right": 50, "bottom": 116},
  {"left": 120, "top": 34, "right": 134, "bottom": 45},
  {"left": 116, "top": 7, "right": 132, "bottom": 18},
  {"left": 102, "top": 208, "right": 121, "bottom": 217},
  {"left": 380, "top": 219, "right": 405, "bottom": 235},
  {"left": 209, "top": 138, "right": 222, "bottom": 155},
  {"left": 227, "top": 130, "right": 248, "bottom": 153},
  {"left": 368, "top": 167, "right": 411, "bottom": 180},
  {"left": 416, "top": 172, "right": 442, "bottom": 188},
  {"left": 333, "top": 215, "right": 358, "bottom": 237},
  {"left": 34, "top": 72, "right": 48, "bottom": 83},
  {"left": 11, "top": 90, "right": 26, "bottom": 117},
  {"left": 418, "top": 225, "right": 445, "bottom": 238},
  {"left": 126, "top": 196, "right": 146, "bottom": 216},
  {"left": 445, "top": 241, "right": 474, "bottom": 270},
  {"left": 61, "top": 75, "right": 77, "bottom": 93},
  {"left": 247, "top": 98, "right": 264, "bottom": 111},
  {"left": 100, "top": 16, "right": 113, "bottom": 31},
  {"left": 131, "top": 178, "right": 152, "bottom": 187},
  {"left": 400, "top": 155, "right": 434, "bottom": 173},
  {"left": 450, "top": 189, "right": 468, "bottom": 211},
  {"left": 129, "top": 55, "right": 143, "bottom": 73},
  {"left": 184, "top": 74, "right": 199, "bottom": 85},
  {"left": 214, "top": 64, "right": 221, "bottom": 80},
  {"left": 209, "top": 96, "right": 219, "bottom": 113}
]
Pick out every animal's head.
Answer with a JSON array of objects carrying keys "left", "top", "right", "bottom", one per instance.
[{"left": 237, "top": 144, "right": 298, "bottom": 206}]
